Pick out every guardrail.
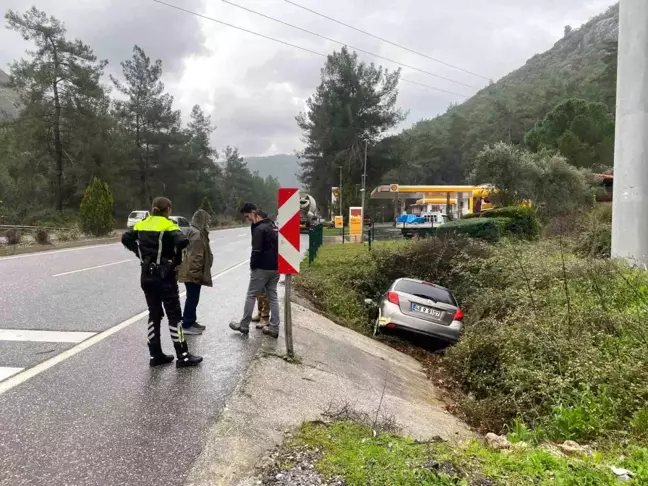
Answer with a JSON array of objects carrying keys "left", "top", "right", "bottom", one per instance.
[{"left": 0, "top": 225, "right": 68, "bottom": 232}]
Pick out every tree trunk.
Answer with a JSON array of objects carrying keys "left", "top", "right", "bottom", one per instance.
[
  {"left": 51, "top": 40, "right": 64, "bottom": 211},
  {"left": 136, "top": 113, "right": 146, "bottom": 206}
]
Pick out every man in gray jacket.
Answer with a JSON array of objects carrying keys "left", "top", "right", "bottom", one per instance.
[
  {"left": 177, "top": 209, "right": 213, "bottom": 335},
  {"left": 229, "top": 203, "right": 280, "bottom": 338}
]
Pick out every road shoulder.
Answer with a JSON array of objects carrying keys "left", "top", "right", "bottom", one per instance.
[{"left": 183, "top": 303, "right": 470, "bottom": 486}]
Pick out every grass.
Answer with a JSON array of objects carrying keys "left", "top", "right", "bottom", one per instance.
[
  {"left": 293, "top": 420, "right": 647, "bottom": 485},
  {"left": 323, "top": 227, "right": 345, "bottom": 236}
]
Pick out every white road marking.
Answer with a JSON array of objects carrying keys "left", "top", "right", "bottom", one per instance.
[
  {"left": 0, "top": 367, "right": 23, "bottom": 382},
  {"left": 52, "top": 259, "right": 132, "bottom": 277},
  {"left": 0, "top": 329, "right": 96, "bottom": 343},
  {"left": 0, "top": 258, "right": 250, "bottom": 394}
]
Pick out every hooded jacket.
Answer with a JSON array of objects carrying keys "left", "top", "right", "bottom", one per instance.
[
  {"left": 177, "top": 209, "right": 214, "bottom": 286},
  {"left": 250, "top": 217, "right": 278, "bottom": 271}
]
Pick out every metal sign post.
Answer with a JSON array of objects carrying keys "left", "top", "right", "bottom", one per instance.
[{"left": 278, "top": 188, "right": 301, "bottom": 358}]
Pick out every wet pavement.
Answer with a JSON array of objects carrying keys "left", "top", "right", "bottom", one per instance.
[{"left": 0, "top": 227, "right": 303, "bottom": 485}]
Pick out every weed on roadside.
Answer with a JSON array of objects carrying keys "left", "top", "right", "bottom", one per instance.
[{"left": 292, "top": 420, "right": 641, "bottom": 485}]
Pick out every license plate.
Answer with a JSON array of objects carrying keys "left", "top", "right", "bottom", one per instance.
[{"left": 412, "top": 303, "right": 441, "bottom": 318}]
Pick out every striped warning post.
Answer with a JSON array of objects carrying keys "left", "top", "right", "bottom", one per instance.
[{"left": 278, "top": 188, "right": 301, "bottom": 275}]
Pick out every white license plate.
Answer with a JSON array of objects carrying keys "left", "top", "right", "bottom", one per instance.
[{"left": 412, "top": 303, "right": 441, "bottom": 318}]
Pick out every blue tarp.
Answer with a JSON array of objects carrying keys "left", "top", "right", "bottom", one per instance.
[{"left": 395, "top": 214, "right": 425, "bottom": 224}]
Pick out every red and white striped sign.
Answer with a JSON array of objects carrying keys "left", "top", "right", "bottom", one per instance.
[{"left": 278, "top": 188, "right": 301, "bottom": 275}]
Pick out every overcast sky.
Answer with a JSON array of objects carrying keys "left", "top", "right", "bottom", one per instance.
[{"left": 0, "top": 0, "right": 614, "bottom": 157}]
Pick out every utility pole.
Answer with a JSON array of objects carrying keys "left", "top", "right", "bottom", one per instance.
[
  {"left": 360, "top": 140, "right": 368, "bottom": 218},
  {"left": 339, "top": 165, "right": 343, "bottom": 216},
  {"left": 612, "top": 0, "right": 648, "bottom": 265}
]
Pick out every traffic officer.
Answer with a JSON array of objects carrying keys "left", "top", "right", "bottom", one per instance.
[{"left": 122, "top": 196, "right": 203, "bottom": 367}]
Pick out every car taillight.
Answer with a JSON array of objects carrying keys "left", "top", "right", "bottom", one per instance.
[
  {"left": 385, "top": 322, "right": 396, "bottom": 329},
  {"left": 453, "top": 309, "right": 464, "bottom": 321},
  {"left": 387, "top": 291, "right": 400, "bottom": 306}
]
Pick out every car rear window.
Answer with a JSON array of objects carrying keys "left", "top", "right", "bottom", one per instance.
[
  {"left": 394, "top": 280, "right": 457, "bottom": 306},
  {"left": 129, "top": 211, "right": 147, "bottom": 219}
]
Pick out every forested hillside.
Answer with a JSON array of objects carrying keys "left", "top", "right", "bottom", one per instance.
[
  {"left": 244, "top": 154, "right": 301, "bottom": 189},
  {"left": 377, "top": 4, "right": 619, "bottom": 185},
  {"left": 0, "top": 7, "right": 279, "bottom": 226}
]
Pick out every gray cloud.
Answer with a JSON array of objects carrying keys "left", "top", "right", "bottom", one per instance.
[{"left": 0, "top": 0, "right": 205, "bottom": 76}]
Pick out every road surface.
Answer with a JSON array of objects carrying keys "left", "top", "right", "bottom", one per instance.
[{"left": 0, "top": 227, "right": 305, "bottom": 486}]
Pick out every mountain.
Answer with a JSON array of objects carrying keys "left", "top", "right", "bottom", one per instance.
[
  {"left": 244, "top": 154, "right": 301, "bottom": 189},
  {"left": 0, "top": 68, "right": 20, "bottom": 122},
  {"left": 382, "top": 4, "right": 619, "bottom": 185}
]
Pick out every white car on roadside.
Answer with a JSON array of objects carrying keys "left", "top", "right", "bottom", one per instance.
[{"left": 126, "top": 210, "right": 150, "bottom": 229}]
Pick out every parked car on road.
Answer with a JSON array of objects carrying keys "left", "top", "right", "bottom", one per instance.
[
  {"left": 169, "top": 216, "right": 191, "bottom": 230},
  {"left": 126, "top": 210, "right": 149, "bottom": 229},
  {"left": 369, "top": 278, "right": 464, "bottom": 343}
]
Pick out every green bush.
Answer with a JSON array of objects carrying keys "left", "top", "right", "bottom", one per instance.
[
  {"left": 480, "top": 206, "right": 540, "bottom": 240},
  {"left": 574, "top": 205, "right": 612, "bottom": 258},
  {"left": 460, "top": 212, "right": 481, "bottom": 219},
  {"left": 443, "top": 243, "right": 648, "bottom": 441},
  {"left": 436, "top": 218, "right": 505, "bottom": 243},
  {"left": 79, "top": 177, "right": 115, "bottom": 237},
  {"left": 26, "top": 209, "right": 77, "bottom": 228}
]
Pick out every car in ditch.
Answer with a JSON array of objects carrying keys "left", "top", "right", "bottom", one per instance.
[{"left": 368, "top": 278, "right": 464, "bottom": 343}]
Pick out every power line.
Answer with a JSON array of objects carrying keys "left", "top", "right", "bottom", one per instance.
[
  {"left": 220, "top": 0, "right": 477, "bottom": 89},
  {"left": 153, "top": 0, "right": 468, "bottom": 98},
  {"left": 401, "top": 78, "right": 467, "bottom": 98},
  {"left": 284, "top": 0, "right": 491, "bottom": 82},
  {"left": 153, "top": 0, "right": 324, "bottom": 57}
]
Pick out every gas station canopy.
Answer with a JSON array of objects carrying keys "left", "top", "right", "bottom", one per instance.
[{"left": 369, "top": 184, "right": 484, "bottom": 201}]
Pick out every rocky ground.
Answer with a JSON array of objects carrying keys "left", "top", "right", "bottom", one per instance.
[{"left": 241, "top": 440, "right": 346, "bottom": 486}]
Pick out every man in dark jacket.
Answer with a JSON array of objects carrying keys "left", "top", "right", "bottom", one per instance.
[
  {"left": 229, "top": 203, "right": 281, "bottom": 338},
  {"left": 177, "top": 209, "right": 213, "bottom": 335},
  {"left": 251, "top": 210, "right": 271, "bottom": 329}
]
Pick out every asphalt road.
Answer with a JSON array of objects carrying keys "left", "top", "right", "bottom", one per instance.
[{"left": 0, "top": 227, "right": 304, "bottom": 486}]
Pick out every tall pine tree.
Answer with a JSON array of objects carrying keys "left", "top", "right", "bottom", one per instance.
[
  {"left": 297, "top": 47, "right": 404, "bottom": 215},
  {"left": 6, "top": 7, "right": 107, "bottom": 210}
]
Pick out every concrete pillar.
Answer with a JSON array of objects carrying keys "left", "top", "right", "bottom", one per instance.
[
  {"left": 612, "top": 0, "right": 648, "bottom": 265},
  {"left": 457, "top": 192, "right": 464, "bottom": 219}
]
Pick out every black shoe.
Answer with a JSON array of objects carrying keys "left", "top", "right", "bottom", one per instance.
[
  {"left": 193, "top": 322, "right": 206, "bottom": 331},
  {"left": 176, "top": 352, "right": 203, "bottom": 367},
  {"left": 174, "top": 342, "right": 203, "bottom": 367},
  {"left": 148, "top": 340, "right": 174, "bottom": 367},
  {"left": 150, "top": 354, "right": 174, "bottom": 367}
]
